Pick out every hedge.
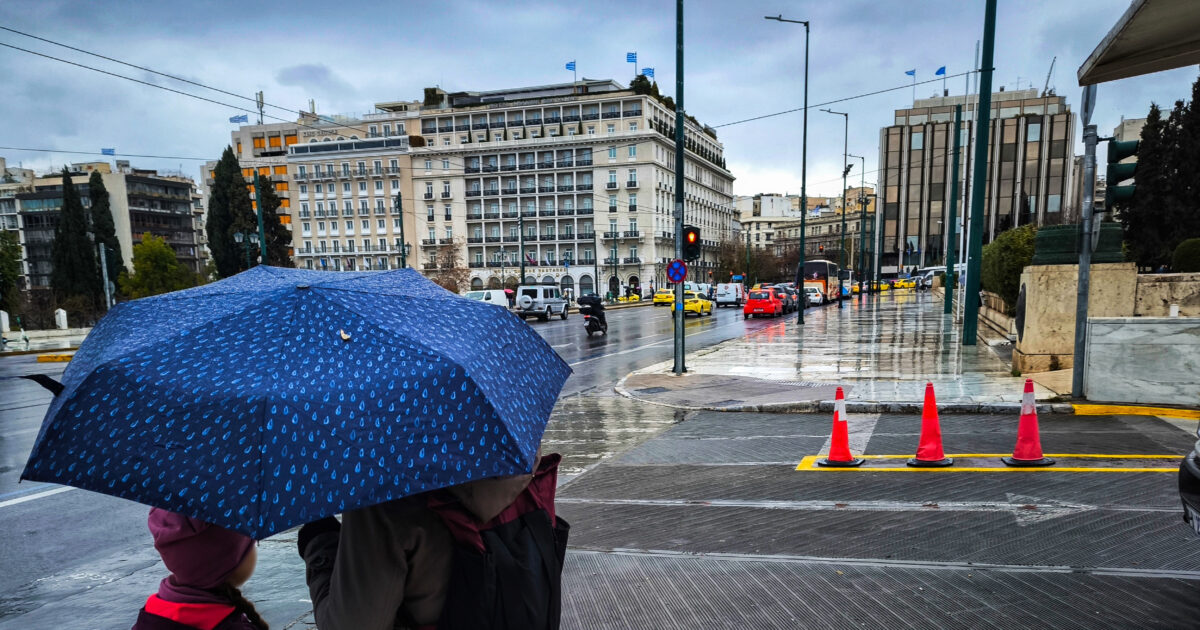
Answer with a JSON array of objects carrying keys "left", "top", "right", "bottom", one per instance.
[
  {"left": 981, "top": 224, "right": 1036, "bottom": 313},
  {"left": 1174, "top": 238, "right": 1200, "bottom": 272}
]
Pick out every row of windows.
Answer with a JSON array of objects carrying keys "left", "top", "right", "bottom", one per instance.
[{"left": 300, "top": 218, "right": 402, "bottom": 234}]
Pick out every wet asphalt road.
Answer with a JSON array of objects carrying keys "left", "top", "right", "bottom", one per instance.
[{"left": 0, "top": 301, "right": 783, "bottom": 627}]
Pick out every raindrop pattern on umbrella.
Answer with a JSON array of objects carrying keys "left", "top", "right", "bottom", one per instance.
[{"left": 23, "top": 266, "right": 571, "bottom": 538}]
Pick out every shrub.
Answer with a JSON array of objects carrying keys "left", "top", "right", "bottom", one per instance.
[
  {"left": 1173, "top": 238, "right": 1200, "bottom": 272},
  {"left": 981, "top": 224, "right": 1036, "bottom": 313}
]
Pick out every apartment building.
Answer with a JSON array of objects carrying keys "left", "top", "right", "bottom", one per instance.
[
  {"left": 15, "top": 161, "right": 202, "bottom": 289},
  {"left": 0, "top": 158, "right": 35, "bottom": 289},
  {"left": 773, "top": 187, "right": 877, "bottom": 273},
  {"left": 735, "top": 193, "right": 800, "bottom": 251},
  {"left": 877, "top": 88, "right": 1075, "bottom": 274},
  {"left": 411, "top": 79, "right": 735, "bottom": 297}
]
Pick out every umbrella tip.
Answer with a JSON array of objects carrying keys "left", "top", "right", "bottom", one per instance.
[
  {"left": 296, "top": 284, "right": 310, "bottom": 290},
  {"left": 339, "top": 329, "right": 352, "bottom": 341}
]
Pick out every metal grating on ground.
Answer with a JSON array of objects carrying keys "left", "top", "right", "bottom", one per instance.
[{"left": 561, "top": 550, "right": 1200, "bottom": 630}]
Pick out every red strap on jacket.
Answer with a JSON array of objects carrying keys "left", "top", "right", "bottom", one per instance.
[{"left": 143, "top": 594, "right": 236, "bottom": 630}]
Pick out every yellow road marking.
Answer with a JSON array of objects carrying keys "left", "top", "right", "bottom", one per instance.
[
  {"left": 795, "top": 453, "right": 1180, "bottom": 473},
  {"left": 35, "top": 354, "right": 73, "bottom": 363},
  {"left": 1073, "top": 404, "right": 1200, "bottom": 420}
]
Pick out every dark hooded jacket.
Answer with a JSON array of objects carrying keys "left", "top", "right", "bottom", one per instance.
[{"left": 300, "top": 456, "right": 542, "bottom": 630}]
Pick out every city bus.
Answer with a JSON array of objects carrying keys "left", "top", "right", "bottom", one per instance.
[{"left": 798, "top": 259, "right": 840, "bottom": 303}]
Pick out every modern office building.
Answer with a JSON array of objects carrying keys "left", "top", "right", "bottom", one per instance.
[
  {"left": 876, "top": 88, "right": 1075, "bottom": 274},
  {"left": 15, "top": 161, "right": 203, "bottom": 289},
  {"left": 412, "top": 79, "right": 735, "bottom": 297}
]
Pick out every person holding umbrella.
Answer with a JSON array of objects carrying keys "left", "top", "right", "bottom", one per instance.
[{"left": 21, "top": 266, "right": 573, "bottom": 630}]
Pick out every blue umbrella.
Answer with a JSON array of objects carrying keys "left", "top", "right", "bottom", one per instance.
[{"left": 22, "top": 266, "right": 571, "bottom": 538}]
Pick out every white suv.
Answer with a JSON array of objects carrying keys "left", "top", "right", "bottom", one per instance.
[{"left": 515, "top": 285, "right": 569, "bottom": 321}]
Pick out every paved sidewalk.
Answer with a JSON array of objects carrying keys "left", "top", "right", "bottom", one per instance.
[{"left": 618, "top": 292, "right": 1067, "bottom": 412}]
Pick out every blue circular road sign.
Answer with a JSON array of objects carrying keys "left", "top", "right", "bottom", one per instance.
[{"left": 667, "top": 259, "right": 687, "bottom": 283}]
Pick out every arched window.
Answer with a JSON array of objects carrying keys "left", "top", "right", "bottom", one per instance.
[
  {"left": 579, "top": 274, "right": 594, "bottom": 295},
  {"left": 470, "top": 277, "right": 483, "bottom": 289},
  {"left": 487, "top": 277, "right": 501, "bottom": 289},
  {"left": 541, "top": 275, "right": 555, "bottom": 286},
  {"left": 559, "top": 274, "right": 574, "bottom": 295}
]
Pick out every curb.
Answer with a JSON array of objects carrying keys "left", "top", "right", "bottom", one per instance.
[
  {"left": 1, "top": 348, "right": 79, "bottom": 358},
  {"left": 614, "top": 374, "right": 1076, "bottom": 415}
]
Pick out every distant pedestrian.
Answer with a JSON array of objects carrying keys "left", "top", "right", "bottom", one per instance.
[
  {"left": 1157, "top": 264, "right": 1169, "bottom": 274},
  {"left": 132, "top": 508, "right": 266, "bottom": 630}
]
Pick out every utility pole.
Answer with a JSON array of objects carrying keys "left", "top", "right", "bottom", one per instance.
[
  {"left": 849, "top": 154, "right": 866, "bottom": 298},
  {"left": 673, "top": 0, "right": 686, "bottom": 375},
  {"left": 394, "top": 192, "right": 407, "bottom": 267},
  {"left": 962, "top": 0, "right": 997, "bottom": 345},
  {"left": 519, "top": 205, "right": 527, "bottom": 283},
  {"left": 944, "top": 104, "right": 963, "bottom": 315},
  {"left": 765, "top": 14, "right": 809, "bottom": 324},
  {"left": 822, "top": 108, "right": 850, "bottom": 309},
  {"left": 252, "top": 172, "right": 267, "bottom": 264},
  {"left": 1072, "top": 84, "right": 1099, "bottom": 398}
]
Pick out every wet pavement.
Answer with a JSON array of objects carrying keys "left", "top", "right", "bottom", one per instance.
[
  {"left": 623, "top": 290, "right": 1062, "bottom": 408},
  {"left": 557, "top": 408, "right": 1200, "bottom": 629}
]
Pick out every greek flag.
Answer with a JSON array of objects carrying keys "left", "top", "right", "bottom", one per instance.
[
  {"left": 229, "top": 114, "right": 249, "bottom": 123},
  {"left": 641, "top": 67, "right": 654, "bottom": 77},
  {"left": 565, "top": 60, "right": 576, "bottom": 71},
  {"left": 100, "top": 148, "right": 115, "bottom": 156},
  {"left": 935, "top": 66, "right": 946, "bottom": 76},
  {"left": 904, "top": 69, "right": 916, "bottom": 77},
  {"left": 626, "top": 52, "right": 637, "bottom": 64}
]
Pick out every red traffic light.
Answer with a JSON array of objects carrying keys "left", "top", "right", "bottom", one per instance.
[{"left": 686, "top": 231, "right": 697, "bottom": 244}]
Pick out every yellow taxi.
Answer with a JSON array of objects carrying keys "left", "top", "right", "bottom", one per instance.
[
  {"left": 851, "top": 283, "right": 861, "bottom": 294},
  {"left": 878, "top": 280, "right": 891, "bottom": 291},
  {"left": 682, "top": 291, "right": 713, "bottom": 317},
  {"left": 653, "top": 288, "right": 675, "bottom": 306},
  {"left": 616, "top": 294, "right": 641, "bottom": 303},
  {"left": 895, "top": 278, "right": 917, "bottom": 289}
]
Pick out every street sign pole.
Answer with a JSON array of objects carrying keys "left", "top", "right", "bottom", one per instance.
[
  {"left": 1072, "top": 83, "right": 1100, "bottom": 398},
  {"left": 673, "top": 0, "right": 686, "bottom": 375},
  {"left": 962, "top": 0, "right": 997, "bottom": 345}
]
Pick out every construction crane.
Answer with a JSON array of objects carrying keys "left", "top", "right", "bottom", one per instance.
[{"left": 1042, "top": 56, "right": 1056, "bottom": 97}]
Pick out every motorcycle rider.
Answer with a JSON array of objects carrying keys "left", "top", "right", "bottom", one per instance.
[{"left": 576, "top": 292, "right": 607, "bottom": 330}]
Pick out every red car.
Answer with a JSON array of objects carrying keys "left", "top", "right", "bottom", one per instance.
[{"left": 743, "top": 288, "right": 783, "bottom": 319}]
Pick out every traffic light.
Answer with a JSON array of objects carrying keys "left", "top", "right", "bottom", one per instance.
[
  {"left": 1106, "top": 139, "right": 1138, "bottom": 211},
  {"left": 818, "top": 244, "right": 825, "bottom": 253},
  {"left": 683, "top": 225, "right": 701, "bottom": 261}
]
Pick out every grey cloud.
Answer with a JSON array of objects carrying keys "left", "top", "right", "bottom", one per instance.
[{"left": 276, "top": 64, "right": 357, "bottom": 97}]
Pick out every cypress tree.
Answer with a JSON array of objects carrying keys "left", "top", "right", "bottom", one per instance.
[
  {"left": 88, "top": 171, "right": 124, "bottom": 290},
  {"left": 207, "top": 147, "right": 255, "bottom": 276},
  {"left": 256, "top": 176, "right": 293, "bottom": 266},
  {"left": 49, "top": 168, "right": 101, "bottom": 308}
]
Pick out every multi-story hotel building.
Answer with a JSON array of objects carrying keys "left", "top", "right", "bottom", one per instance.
[
  {"left": 411, "top": 79, "right": 735, "bottom": 297},
  {"left": 876, "top": 88, "right": 1075, "bottom": 274}
]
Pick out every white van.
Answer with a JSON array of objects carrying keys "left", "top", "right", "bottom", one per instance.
[
  {"left": 464, "top": 289, "right": 509, "bottom": 306},
  {"left": 714, "top": 283, "right": 745, "bottom": 307}
]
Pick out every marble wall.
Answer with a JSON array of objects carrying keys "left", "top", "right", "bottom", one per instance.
[
  {"left": 1085, "top": 317, "right": 1200, "bottom": 405},
  {"left": 1135, "top": 273, "right": 1200, "bottom": 317},
  {"left": 1013, "top": 263, "right": 1137, "bottom": 373}
]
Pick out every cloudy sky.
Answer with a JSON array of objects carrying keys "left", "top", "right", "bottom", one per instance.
[{"left": 1, "top": 0, "right": 1195, "bottom": 198}]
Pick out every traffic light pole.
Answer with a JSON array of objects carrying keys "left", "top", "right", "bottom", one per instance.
[
  {"left": 1071, "top": 121, "right": 1098, "bottom": 398},
  {"left": 962, "top": 0, "right": 996, "bottom": 346},
  {"left": 944, "top": 104, "right": 963, "bottom": 315},
  {"left": 673, "top": 0, "right": 686, "bottom": 375}
]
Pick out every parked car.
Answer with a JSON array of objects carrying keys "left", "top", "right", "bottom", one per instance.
[
  {"left": 514, "top": 285, "right": 569, "bottom": 321},
  {"left": 715, "top": 283, "right": 745, "bottom": 308},
  {"left": 463, "top": 289, "right": 509, "bottom": 306},
  {"left": 743, "top": 288, "right": 783, "bottom": 319},
  {"left": 1178, "top": 429, "right": 1200, "bottom": 537},
  {"left": 764, "top": 284, "right": 797, "bottom": 313},
  {"left": 682, "top": 291, "right": 713, "bottom": 317},
  {"left": 653, "top": 288, "right": 675, "bottom": 306},
  {"left": 804, "top": 286, "right": 824, "bottom": 306}
]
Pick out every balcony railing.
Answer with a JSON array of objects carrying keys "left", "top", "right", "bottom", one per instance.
[
  {"left": 626, "top": 180, "right": 639, "bottom": 188},
  {"left": 502, "top": 187, "right": 518, "bottom": 195},
  {"left": 472, "top": 123, "right": 488, "bottom": 130},
  {"left": 606, "top": 182, "right": 618, "bottom": 189},
  {"left": 623, "top": 230, "right": 641, "bottom": 238},
  {"left": 467, "top": 213, "right": 483, "bottom": 220},
  {"left": 527, "top": 118, "right": 542, "bottom": 126},
  {"left": 503, "top": 235, "right": 518, "bottom": 242},
  {"left": 542, "top": 234, "right": 556, "bottom": 241},
  {"left": 438, "top": 126, "right": 452, "bottom": 133},
  {"left": 576, "top": 159, "right": 593, "bottom": 166},
  {"left": 608, "top": 206, "right": 618, "bottom": 213},
  {"left": 501, "top": 164, "right": 517, "bottom": 171},
  {"left": 623, "top": 109, "right": 643, "bottom": 117},
  {"left": 483, "top": 189, "right": 500, "bottom": 196},
  {"left": 486, "top": 261, "right": 502, "bottom": 268},
  {"left": 576, "top": 183, "right": 593, "bottom": 191},
  {"left": 603, "top": 231, "right": 619, "bottom": 238},
  {"left": 484, "top": 212, "right": 500, "bottom": 219},
  {"left": 439, "top": 238, "right": 454, "bottom": 245},
  {"left": 602, "top": 112, "right": 620, "bottom": 119},
  {"left": 538, "top": 186, "right": 555, "bottom": 193},
  {"left": 578, "top": 207, "right": 594, "bottom": 215},
  {"left": 557, "top": 184, "right": 574, "bottom": 192},
  {"left": 582, "top": 113, "right": 599, "bottom": 121},
  {"left": 485, "top": 236, "right": 502, "bottom": 243},
  {"left": 539, "top": 209, "right": 556, "bottom": 216},
  {"left": 520, "top": 186, "right": 537, "bottom": 194},
  {"left": 558, "top": 208, "right": 575, "bottom": 216},
  {"left": 579, "top": 232, "right": 595, "bottom": 240},
  {"left": 628, "top": 205, "right": 638, "bottom": 212},
  {"left": 623, "top": 256, "right": 642, "bottom": 263},
  {"left": 456, "top": 124, "right": 470, "bottom": 131},
  {"left": 522, "top": 209, "right": 538, "bottom": 217},
  {"left": 503, "top": 211, "right": 519, "bottom": 218},
  {"left": 556, "top": 160, "right": 574, "bottom": 168},
  {"left": 563, "top": 115, "right": 581, "bottom": 122},
  {"left": 422, "top": 238, "right": 437, "bottom": 245},
  {"left": 482, "top": 165, "right": 498, "bottom": 173},
  {"left": 604, "top": 257, "right": 619, "bottom": 264},
  {"left": 465, "top": 166, "right": 481, "bottom": 174},
  {"left": 508, "top": 120, "right": 523, "bottom": 127},
  {"left": 423, "top": 193, "right": 434, "bottom": 199},
  {"left": 519, "top": 163, "right": 535, "bottom": 170},
  {"left": 539, "top": 161, "right": 555, "bottom": 169},
  {"left": 560, "top": 232, "right": 575, "bottom": 240},
  {"left": 441, "top": 192, "right": 452, "bottom": 199},
  {"left": 467, "top": 237, "right": 484, "bottom": 244},
  {"left": 466, "top": 190, "right": 481, "bottom": 197},
  {"left": 469, "top": 261, "right": 484, "bottom": 268}
]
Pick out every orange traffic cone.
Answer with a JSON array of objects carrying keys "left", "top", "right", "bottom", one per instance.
[
  {"left": 818, "top": 387, "right": 864, "bottom": 467},
  {"left": 908, "top": 382, "right": 953, "bottom": 467},
  {"left": 1002, "top": 379, "right": 1055, "bottom": 467}
]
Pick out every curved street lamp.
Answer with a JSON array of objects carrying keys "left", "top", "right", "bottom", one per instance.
[{"left": 233, "top": 231, "right": 260, "bottom": 270}]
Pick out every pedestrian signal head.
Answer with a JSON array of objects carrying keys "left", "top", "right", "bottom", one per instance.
[{"left": 683, "top": 225, "right": 701, "bottom": 261}]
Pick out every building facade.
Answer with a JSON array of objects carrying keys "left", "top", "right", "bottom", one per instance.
[
  {"left": 14, "top": 161, "right": 203, "bottom": 289},
  {"left": 410, "top": 80, "right": 735, "bottom": 297},
  {"left": 773, "top": 187, "right": 876, "bottom": 276},
  {"left": 877, "top": 89, "right": 1075, "bottom": 274},
  {"left": 0, "top": 158, "right": 35, "bottom": 289}
]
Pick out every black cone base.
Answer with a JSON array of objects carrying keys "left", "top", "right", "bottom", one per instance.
[
  {"left": 817, "top": 457, "right": 864, "bottom": 468},
  {"left": 907, "top": 457, "right": 954, "bottom": 467},
  {"left": 1001, "top": 456, "right": 1056, "bottom": 467}
]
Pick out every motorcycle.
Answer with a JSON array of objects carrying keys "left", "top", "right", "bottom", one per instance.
[{"left": 581, "top": 306, "right": 608, "bottom": 337}]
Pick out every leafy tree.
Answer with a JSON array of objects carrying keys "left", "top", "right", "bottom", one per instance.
[
  {"left": 255, "top": 176, "right": 293, "bottom": 266},
  {"left": 0, "top": 230, "right": 21, "bottom": 313},
  {"left": 629, "top": 74, "right": 652, "bottom": 95},
  {"left": 50, "top": 168, "right": 101, "bottom": 308},
  {"left": 87, "top": 171, "right": 124, "bottom": 291},
  {"left": 118, "top": 232, "right": 197, "bottom": 298},
  {"left": 207, "top": 147, "right": 256, "bottom": 277},
  {"left": 980, "top": 224, "right": 1036, "bottom": 313}
]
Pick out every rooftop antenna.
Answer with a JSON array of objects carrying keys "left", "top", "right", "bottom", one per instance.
[{"left": 1041, "top": 56, "right": 1057, "bottom": 97}]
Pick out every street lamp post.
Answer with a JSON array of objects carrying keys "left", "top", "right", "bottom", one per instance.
[
  {"left": 848, "top": 154, "right": 866, "bottom": 298},
  {"left": 233, "top": 231, "right": 259, "bottom": 270},
  {"left": 823, "top": 108, "right": 850, "bottom": 308},
  {"left": 765, "top": 14, "right": 809, "bottom": 324},
  {"left": 393, "top": 193, "right": 407, "bottom": 268}
]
